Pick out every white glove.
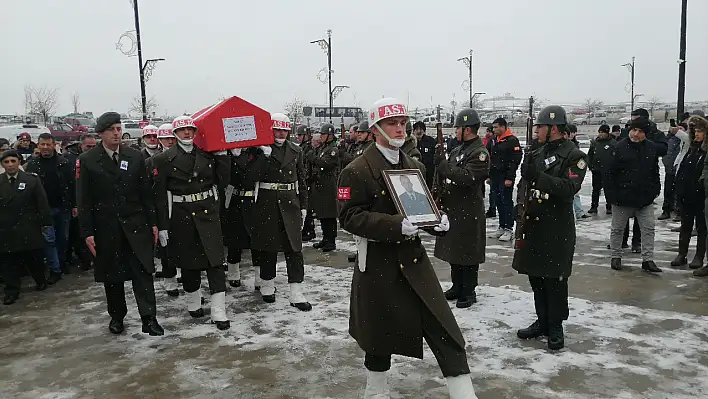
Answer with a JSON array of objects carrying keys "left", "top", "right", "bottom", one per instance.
[
  {"left": 213, "top": 150, "right": 227, "bottom": 156},
  {"left": 259, "top": 146, "right": 272, "bottom": 157},
  {"left": 401, "top": 218, "right": 419, "bottom": 236},
  {"left": 301, "top": 209, "right": 307, "bottom": 229},
  {"left": 158, "top": 230, "right": 169, "bottom": 247},
  {"left": 434, "top": 214, "right": 450, "bottom": 232},
  {"left": 230, "top": 148, "right": 242, "bottom": 156}
]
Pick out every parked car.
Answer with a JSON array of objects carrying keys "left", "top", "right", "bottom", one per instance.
[
  {"left": 0, "top": 124, "right": 51, "bottom": 143},
  {"left": 64, "top": 117, "right": 96, "bottom": 133},
  {"left": 121, "top": 121, "right": 143, "bottom": 139},
  {"left": 575, "top": 133, "right": 591, "bottom": 147},
  {"left": 48, "top": 123, "right": 84, "bottom": 141}
]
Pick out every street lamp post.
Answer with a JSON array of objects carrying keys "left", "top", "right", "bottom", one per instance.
[
  {"left": 131, "top": 0, "right": 149, "bottom": 122},
  {"left": 311, "top": 30, "right": 336, "bottom": 123},
  {"left": 622, "top": 57, "right": 636, "bottom": 113},
  {"left": 457, "top": 50, "right": 474, "bottom": 107},
  {"left": 471, "top": 92, "right": 486, "bottom": 109},
  {"left": 677, "top": 0, "right": 688, "bottom": 116}
]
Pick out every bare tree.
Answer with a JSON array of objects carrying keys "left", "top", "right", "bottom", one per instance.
[
  {"left": 130, "top": 95, "right": 159, "bottom": 119},
  {"left": 583, "top": 98, "right": 604, "bottom": 114},
  {"left": 645, "top": 96, "right": 662, "bottom": 120},
  {"left": 71, "top": 93, "right": 81, "bottom": 114},
  {"left": 284, "top": 97, "right": 309, "bottom": 124},
  {"left": 24, "top": 85, "right": 60, "bottom": 124}
]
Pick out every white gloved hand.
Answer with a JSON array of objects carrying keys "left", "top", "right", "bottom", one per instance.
[
  {"left": 401, "top": 218, "right": 419, "bottom": 236},
  {"left": 158, "top": 230, "right": 169, "bottom": 247},
  {"left": 259, "top": 146, "right": 272, "bottom": 157},
  {"left": 434, "top": 214, "right": 450, "bottom": 232},
  {"left": 301, "top": 209, "right": 307, "bottom": 229},
  {"left": 213, "top": 150, "right": 227, "bottom": 156},
  {"left": 230, "top": 148, "right": 242, "bottom": 156}
]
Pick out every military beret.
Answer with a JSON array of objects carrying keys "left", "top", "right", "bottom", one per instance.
[
  {"left": 95, "top": 112, "right": 122, "bottom": 133},
  {"left": 0, "top": 149, "right": 21, "bottom": 162}
]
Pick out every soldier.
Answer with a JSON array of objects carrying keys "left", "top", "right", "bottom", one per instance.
[
  {"left": 152, "top": 123, "right": 177, "bottom": 289},
  {"left": 354, "top": 120, "right": 374, "bottom": 156},
  {"left": 512, "top": 105, "right": 587, "bottom": 351},
  {"left": 338, "top": 98, "right": 478, "bottom": 399},
  {"left": 297, "top": 125, "right": 317, "bottom": 242},
  {"left": 0, "top": 150, "right": 50, "bottom": 305},
  {"left": 306, "top": 123, "right": 339, "bottom": 252},
  {"left": 413, "top": 121, "right": 437, "bottom": 188},
  {"left": 434, "top": 108, "right": 490, "bottom": 308},
  {"left": 339, "top": 124, "right": 360, "bottom": 169},
  {"left": 250, "top": 113, "right": 311, "bottom": 311},
  {"left": 221, "top": 145, "right": 265, "bottom": 289},
  {"left": 402, "top": 121, "right": 422, "bottom": 161},
  {"left": 157, "top": 123, "right": 176, "bottom": 150},
  {"left": 140, "top": 125, "right": 161, "bottom": 158},
  {"left": 76, "top": 112, "right": 163, "bottom": 335},
  {"left": 152, "top": 116, "right": 231, "bottom": 330}
]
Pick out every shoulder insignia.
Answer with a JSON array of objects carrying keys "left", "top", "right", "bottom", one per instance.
[
  {"left": 27, "top": 172, "right": 38, "bottom": 176},
  {"left": 577, "top": 159, "right": 587, "bottom": 169},
  {"left": 331, "top": 150, "right": 337, "bottom": 157},
  {"left": 479, "top": 152, "right": 487, "bottom": 161}
]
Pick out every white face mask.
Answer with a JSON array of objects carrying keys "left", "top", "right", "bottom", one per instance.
[
  {"left": 146, "top": 143, "right": 158, "bottom": 149},
  {"left": 274, "top": 138, "right": 286, "bottom": 145},
  {"left": 388, "top": 138, "right": 405, "bottom": 148},
  {"left": 177, "top": 138, "right": 193, "bottom": 146}
]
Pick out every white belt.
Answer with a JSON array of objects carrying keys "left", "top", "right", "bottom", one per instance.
[
  {"left": 225, "top": 184, "right": 255, "bottom": 209},
  {"left": 172, "top": 188, "right": 217, "bottom": 203},
  {"left": 258, "top": 182, "right": 296, "bottom": 191}
]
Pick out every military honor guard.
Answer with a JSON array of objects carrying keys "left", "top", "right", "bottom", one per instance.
[
  {"left": 306, "top": 123, "right": 340, "bottom": 252},
  {"left": 140, "top": 124, "right": 161, "bottom": 159}
]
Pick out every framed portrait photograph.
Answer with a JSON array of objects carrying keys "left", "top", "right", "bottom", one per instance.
[{"left": 382, "top": 169, "right": 442, "bottom": 227}]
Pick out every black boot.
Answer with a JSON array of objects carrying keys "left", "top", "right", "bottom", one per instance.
[
  {"left": 189, "top": 308, "right": 205, "bottom": 318},
  {"left": 141, "top": 316, "right": 165, "bottom": 336},
  {"left": 35, "top": 282, "right": 47, "bottom": 291},
  {"left": 214, "top": 320, "right": 231, "bottom": 330},
  {"left": 166, "top": 289, "right": 179, "bottom": 297},
  {"left": 611, "top": 258, "right": 622, "bottom": 270},
  {"left": 587, "top": 206, "right": 598, "bottom": 214},
  {"left": 61, "top": 263, "right": 72, "bottom": 275},
  {"left": 108, "top": 318, "right": 124, "bottom": 334},
  {"left": 485, "top": 208, "right": 496, "bottom": 218},
  {"left": 46, "top": 271, "right": 62, "bottom": 285},
  {"left": 693, "top": 266, "right": 708, "bottom": 277},
  {"left": 642, "top": 261, "right": 662, "bottom": 273},
  {"left": 312, "top": 239, "right": 326, "bottom": 249},
  {"left": 689, "top": 254, "right": 704, "bottom": 269},
  {"left": 671, "top": 254, "right": 688, "bottom": 267},
  {"left": 321, "top": 239, "right": 336, "bottom": 252},
  {"left": 155, "top": 271, "right": 164, "bottom": 278},
  {"left": 302, "top": 231, "right": 316, "bottom": 242},
  {"left": 456, "top": 266, "right": 478, "bottom": 308},
  {"left": 228, "top": 279, "right": 241, "bottom": 288},
  {"left": 658, "top": 211, "right": 671, "bottom": 220},
  {"left": 3, "top": 293, "right": 19, "bottom": 305},
  {"left": 517, "top": 320, "right": 547, "bottom": 339},
  {"left": 347, "top": 254, "right": 357, "bottom": 262},
  {"left": 606, "top": 204, "right": 612, "bottom": 215},
  {"left": 547, "top": 324, "right": 565, "bottom": 350},
  {"left": 444, "top": 265, "right": 462, "bottom": 301}
]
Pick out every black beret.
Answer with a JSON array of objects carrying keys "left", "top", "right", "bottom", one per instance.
[
  {"left": 0, "top": 149, "right": 21, "bottom": 162},
  {"left": 95, "top": 112, "right": 122, "bottom": 133},
  {"left": 629, "top": 117, "right": 651, "bottom": 133}
]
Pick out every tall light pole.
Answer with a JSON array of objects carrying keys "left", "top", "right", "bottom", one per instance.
[
  {"left": 471, "top": 92, "right": 486, "bottom": 109},
  {"left": 458, "top": 50, "right": 473, "bottom": 107},
  {"left": 132, "top": 0, "right": 148, "bottom": 121},
  {"left": 677, "top": 0, "right": 688, "bottom": 116},
  {"left": 311, "top": 30, "right": 334, "bottom": 123},
  {"left": 622, "top": 57, "right": 636, "bottom": 112}
]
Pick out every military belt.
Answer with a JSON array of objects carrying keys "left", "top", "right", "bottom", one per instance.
[
  {"left": 172, "top": 189, "right": 216, "bottom": 203},
  {"left": 237, "top": 190, "right": 255, "bottom": 197},
  {"left": 530, "top": 189, "right": 550, "bottom": 200},
  {"left": 258, "top": 182, "right": 296, "bottom": 191}
]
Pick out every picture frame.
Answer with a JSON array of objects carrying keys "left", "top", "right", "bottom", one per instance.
[{"left": 382, "top": 169, "right": 442, "bottom": 227}]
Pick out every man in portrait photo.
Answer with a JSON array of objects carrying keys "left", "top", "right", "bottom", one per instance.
[{"left": 398, "top": 174, "right": 432, "bottom": 216}]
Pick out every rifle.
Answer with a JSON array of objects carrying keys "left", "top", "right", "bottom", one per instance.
[
  {"left": 433, "top": 120, "right": 445, "bottom": 205},
  {"left": 514, "top": 96, "right": 534, "bottom": 250}
]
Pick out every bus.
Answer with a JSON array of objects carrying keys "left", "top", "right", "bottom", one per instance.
[{"left": 303, "top": 105, "right": 364, "bottom": 129}]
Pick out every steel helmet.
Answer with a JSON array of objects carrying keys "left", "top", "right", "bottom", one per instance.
[
  {"left": 141, "top": 124, "right": 158, "bottom": 137},
  {"left": 157, "top": 123, "right": 174, "bottom": 139},
  {"left": 295, "top": 125, "right": 309, "bottom": 135},
  {"left": 319, "top": 123, "right": 336, "bottom": 135},
  {"left": 357, "top": 120, "right": 371, "bottom": 133},
  {"left": 271, "top": 112, "right": 292, "bottom": 131},
  {"left": 172, "top": 116, "right": 197, "bottom": 133},
  {"left": 368, "top": 97, "right": 409, "bottom": 127},
  {"left": 535, "top": 105, "right": 568, "bottom": 126},
  {"left": 454, "top": 108, "right": 481, "bottom": 127}
]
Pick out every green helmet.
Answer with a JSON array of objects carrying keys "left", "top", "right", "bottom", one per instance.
[
  {"left": 357, "top": 120, "right": 370, "bottom": 133},
  {"left": 454, "top": 108, "right": 481, "bottom": 127},
  {"left": 319, "top": 123, "right": 335, "bottom": 135},
  {"left": 535, "top": 105, "right": 567, "bottom": 126},
  {"left": 296, "top": 125, "right": 309, "bottom": 135}
]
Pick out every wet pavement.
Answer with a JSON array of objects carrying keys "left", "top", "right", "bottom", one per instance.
[{"left": 1, "top": 169, "right": 708, "bottom": 399}]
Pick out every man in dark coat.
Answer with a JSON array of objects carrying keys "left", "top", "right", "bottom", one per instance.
[
  {"left": 0, "top": 150, "right": 50, "bottom": 305},
  {"left": 401, "top": 121, "right": 422, "bottom": 161},
  {"left": 63, "top": 134, "right": 96, "bottom": 272},
  {"left": 150, "top": 124, "right": 176, "bottom": 293},
  {"left": 434, "top": 108, "right": 490, "bottom": 308},
  {"left": 296, "top": 125, "right": 317, "bottom": 242},
  {"left": 152, "top": 116, "right": 231, "bottom": 331},
  {"left": 76, "top": 112, "right": 163, "bottom": 335},
  {"left": 413, "top": 121, "right": 437, "bottom": 189},
  {"left": 250, "top": 113, "right": 310, "bottom": 311},
  {"left": 488, "top": 117, "right": 522, "bottom": 241},
  {"left": 338, "top": 98, "right": 478, "bottom": 398},
  {"left": 397, "top": 174, "right": 431, "bottom": 216},
  {"left": 587, "top": 124, "right": 616, "bottom": 214},
  {"left": 605, "top": 117, "right": 663, "bottom": 274},
  {"left": 306, "top": 123, "right": 339, "bottom": 251},
  {"left": 512, "top": 105, "right": 587, "bottom": 351}
]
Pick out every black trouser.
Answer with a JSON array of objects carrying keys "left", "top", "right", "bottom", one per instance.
[
  {"left": 181, "top": 267, "right": 226, "bottom": 294},
  {"left": 103, "top": 245, "right": 156, "bottom": 319},
  {"left": 67, "top": 216, "right": 91, "bottom": 264},
  {"left": 590, "top": 171, "right": 609, "bottom": 209},
  {"left": 678, "top": 203, "right": 707, "bottom": 257},
  {"left": 156, "top": 245, "right": 176, "bottom": 278},
  {"left": 528, "top": 276, "right": 569, "bottom": 327},
  {"left": 364, "top": 298, "right": 470, "bottom": 377},
  {"left": 449, "top": 264, "right": 479, "bottom": 296},
  {"left": 319, "top": 218, "right": 337, "bottom": 241},
  {"left": 662, "top": 168, "right": 676, "bottom": 212},
  {"left": 1, "top": 249, "right": 46, "bottom": 296},
  {"left": 252, "top": 249, "right": 304, "bottom": 283},
  {"left": 623, "top": 218, "right": 641, "bottom": 246},
  {"left": 227, "top": 247, "right": 242, "bottom": 264},
  {"left": 302, "top": 209, "right": 316, "bottom": 236}
]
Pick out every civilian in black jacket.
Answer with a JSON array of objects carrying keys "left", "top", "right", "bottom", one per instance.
[
  {"left": 587, "top": 124, "right": 616, "bottom": 214},
  {"left": 605, "top": 118, "right": 662, "bottom": 273},
  {"left": 25, "top": 133, "right": 76, "bottom": 283},
  {"left": 484, "top": 127, "right": 496, "bottom": 217},
  {"left": 488, "top": 118, "right": 522, "bottom": 241},
  {"left": 672, "top": 116, "right": 708, "bottom": 270},
  {"left": 413, "top": 121, "right": 437, "bottom": 189}
]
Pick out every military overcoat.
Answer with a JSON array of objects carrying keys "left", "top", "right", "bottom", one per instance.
[{"left": 308, "top": 140, "right": 339, "bottom": 219}]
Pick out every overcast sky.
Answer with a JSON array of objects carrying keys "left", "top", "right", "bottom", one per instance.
[{"left": 1, "top": 0, "right": 706, "bottom": 116}]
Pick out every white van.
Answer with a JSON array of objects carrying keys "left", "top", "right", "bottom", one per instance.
[{"left": 0, "top": 124, "right": 51, "bottom": 143}]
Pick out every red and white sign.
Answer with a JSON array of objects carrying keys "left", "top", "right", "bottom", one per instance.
[
  {"left": 337, "top": 187, "right": 351, "bottom": 200},
  {"left": 138, "top": 120, "right": 149, "bottom": 129},
  {"left": 173, "top": 118, "right": 195, "bottom": 129},
  {"left": 191, "top": 96, "right": 274, "bottom": 151},
  {"left": 142, "top": 127, "right": 158, "bottom": 136},
  {"left": 272, "top": 119, "right": 291, "bottom": 130},
  {"left": 377, "top": 104, "right": 407, "bottom": 119}
]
